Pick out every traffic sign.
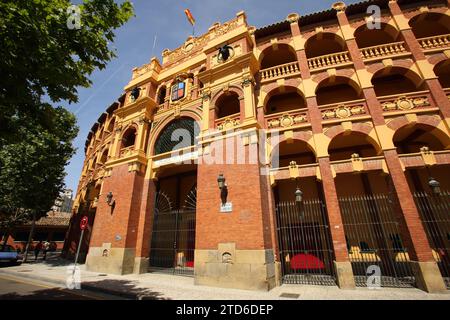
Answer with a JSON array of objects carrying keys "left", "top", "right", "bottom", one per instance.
[{"left": 80, "top": 216, "right": 88, "bottom": 230}]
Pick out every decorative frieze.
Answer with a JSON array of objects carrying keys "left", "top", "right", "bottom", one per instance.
[
  {"left": 267, "top": 112, "right": 308, "bottom": 128},
  {"left": 321, "top": 103, "right": 366, "bottom": 120},
  {"left": 381, "top": 94, "right": 430, "bottom": 112}
]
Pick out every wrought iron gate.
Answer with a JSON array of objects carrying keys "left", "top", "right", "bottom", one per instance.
[
  {"left": 413, "top": 190, "right": 450, "bottom": 289},
  {"left": 339, "top": 194, "right": 415, "bottom": 288},
  {"left": 276, "top": 199, "right": 336, "bottom": 285},
  {"left": 149, "top": 189, "right": 196, "bottom": 276}
]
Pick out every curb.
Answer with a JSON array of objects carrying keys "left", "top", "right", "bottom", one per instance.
[{"left": 0, "top": 269, "right": 140, "bottom": 300}]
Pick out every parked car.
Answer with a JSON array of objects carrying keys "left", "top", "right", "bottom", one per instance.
[{"left": 0, "top": 245, "right": 22, "bottom": 265}]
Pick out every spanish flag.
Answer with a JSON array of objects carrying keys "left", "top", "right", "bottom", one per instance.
[{"left": 184, "top": 9, "right": 195, "bottom": 26}]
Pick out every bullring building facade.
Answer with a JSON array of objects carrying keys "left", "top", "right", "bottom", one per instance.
[{"left": 64, "top": 0, "right": 450, "bottom": 293}]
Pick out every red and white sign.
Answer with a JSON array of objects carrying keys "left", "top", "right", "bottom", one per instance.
[{"left": 80, "top": 216, "right": 89, "bottom": 230}]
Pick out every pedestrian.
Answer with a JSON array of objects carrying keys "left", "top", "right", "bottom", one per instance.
[
  {"left": 34, "top": 241, "right": 42, "bottom": 261},
  {"left": 43, "top": 241, "right": 50, "bottom": 260}
]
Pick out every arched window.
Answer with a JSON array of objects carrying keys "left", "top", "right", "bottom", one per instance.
[
  {"left": 316, "top": 77, "right": 362, "bottom": 105},
  {"left": 99, "top": 149, "right": 109, "bottom": 164},
  {"left": 121, "top": 127, "right": 137, "bottom": 149},
  {"left": 107, "top": 117, "right": 115, "bottom": 133},
  {"left": 305, "top": 33, "right": 346, "bottom": 59},
  {"left": 260, "top": 44, "right": 297, "bottom": 70},
  {"left": 154, "top": 118, "right": 199, "bottom": 155},
  {"left": 216, "top": 92, "right": 240, "bottom": 119},
  {"left": 354, "top": 23, "right": 400, "bottom": 48},
  {"left": 157, "top": 86, "right": 166, "bottom": 105},
  {"left": 372, "top": 67, "right": 424, "bottom": 97}
]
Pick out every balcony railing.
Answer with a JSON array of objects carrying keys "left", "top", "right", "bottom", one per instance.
[
  {"left": 307, "top": 51, "right": 350, "bottom": 71},
  {"left": 265, "top": 109, "right": 308, "bottom": 129},
  {"left": 260, "top": 61, "right": 300, "bottom": 82},
  {"left": 418, "top": 33, "right": 450, "bottom": 51},
  {"left": 215, "top": 113, "right": 240, "bottom": 131},
  {"left": 378, "top": 90, "right": 433, "bottom": 114},
  {"left": 360, "top": 41, "right": 407, "bottom": 61}
]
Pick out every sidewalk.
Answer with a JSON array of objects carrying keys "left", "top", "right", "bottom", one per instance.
[{"left": 0, "top": 257, "right": 449, "bottom": 300}]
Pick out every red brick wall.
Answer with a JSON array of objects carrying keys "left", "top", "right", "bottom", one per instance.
[{"left": 195, "top": 144, "right": 274, "bottom": 250}]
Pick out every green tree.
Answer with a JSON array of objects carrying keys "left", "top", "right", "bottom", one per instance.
[{"left": 0, "top": 0, "right": 134, "bottom": 246}]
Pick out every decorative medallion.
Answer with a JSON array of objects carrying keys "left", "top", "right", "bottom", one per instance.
[
  {"left": 396, "top": 97, "right": 414, "bottom": 110},
  {"left": 335, "top": 106, "right": 351, "bottom": 119}
]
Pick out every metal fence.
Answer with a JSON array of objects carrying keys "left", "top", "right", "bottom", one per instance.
[
  {"left": 339, "top": 194, "right": 415, "bottom": 288},
  {"left": 148, "top": 209, "right": 196, "bottom": 276},
  {"left": 413, "top": 190, "right": 450, "bottom": 289},
  {"left": 276, "top": 199, "right": 336, "bottom": 285}
]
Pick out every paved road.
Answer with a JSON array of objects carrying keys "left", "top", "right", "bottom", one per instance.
[{"left": 0, "top": 274, "right": 121, "bottom": 300}]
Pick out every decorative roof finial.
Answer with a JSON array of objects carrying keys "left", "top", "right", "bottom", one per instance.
[{"left": 332, "top": 1, "right": 347, "bottom": 12}]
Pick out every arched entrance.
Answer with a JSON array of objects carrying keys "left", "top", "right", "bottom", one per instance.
[
  {"left": 148, "top": 117, "right": 199, "bottom": 276},
  {"left": 329, "top": 131, "right": 416, "bottom": 288},
  {"left": 271, "top": 139, "right": 336, "bottom": 285}
]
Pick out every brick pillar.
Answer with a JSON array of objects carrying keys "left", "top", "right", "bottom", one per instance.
[
  {"left": 296, "top": 11, "right": 356, "bottom": 285},
  {"left": 133, "top": 178, "right": 156, "bottom": 273},
  {"left": 85, "top": 164, "right": 145, "bottom": 275},
  {"left": 318, "top": 157, "right": 355, "bottom": 289},
  {"left": 383, "top": 149, "right": 446, "bottom": 292},
  {"left": 194, "top": 139, "right": 276, "bottom": 291}
]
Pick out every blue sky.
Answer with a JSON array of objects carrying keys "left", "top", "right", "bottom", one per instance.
[{"left": 63, "top": 0, "right": 361, "bottom": 192}]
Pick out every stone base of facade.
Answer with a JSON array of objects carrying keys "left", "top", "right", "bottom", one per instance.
[
  {"left": 411, "top": 261, "right": 447, "bottom": 293},
  {"left": 334, "top": 261, "right": 356, "bottom": 289},
  {"left": 133, "top": 257, "right": 150, "bottom": 274},
  {"left": 194, "top": 245, "right": 276, "bottom": 291},
  {"left": 85, "top": 247, "right": 135, "bottom": 275}
]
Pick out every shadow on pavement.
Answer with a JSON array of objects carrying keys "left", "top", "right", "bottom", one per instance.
[{"left": 81, "top": 279, "right": 170, "bottom": 300}]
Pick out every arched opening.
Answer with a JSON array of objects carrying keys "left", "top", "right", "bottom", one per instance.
[
  {"left": 99, "top": 149, "right": 109, "bottom": 165},
  {"left": 266, "top": 87, "right": 306, "bottom": 114},
  {"left": 434, "top": 60, "right": 450, "bottom": 89},
  {"left": 271, "top": 139, "right": 316, "bottom": 169},
  {"left": 271, "top": 138, "right": 335, "bottom": 285},
  {"left": 153, "top": 117, "right": 199, "bottom": 156},
  {"left": 393, "top": 124, "right": 448, "bottom": 154},
  {"left": 305, "top": 33, "right": 346, "bottom": 59},
  {"left": 121, "top": 127, "right": 137, "bottom": 149},
  {"left": 157, "top": 86, "right": 166, "bottom": 105},
  {"left": 316, "top": 77, "right": 362, "bottom": 105},
  {"left": 215, "top": 92, "right": 240, "bottom": 119},
  {"left": 260, "top": 44, "right": 298, "bottom": 70},
  {"left": 328, "top": 131, "right": 379, "bottom": 162},
  {"left": 409, "top": 12, "right": 450, "bottom": 39},
  {"left": 372, "top": 67, "right": 425, "bottom": 97},
  {"left": 354, "top": 23, "right": 400, "bottom": 48},
  {"left": 198, "top": 67, "right": 206, "bottom": 89},
  {"left": 107, "top": 117, "right": 115, "bottom": 133}
]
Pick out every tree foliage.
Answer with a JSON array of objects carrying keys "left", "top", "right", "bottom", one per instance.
[{"left": 0, "top": 0, "right": 134, "bottom": 232}]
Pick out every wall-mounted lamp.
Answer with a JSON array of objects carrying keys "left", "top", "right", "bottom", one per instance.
[
  {"left": 428, "top": 177, "right": 441, "bottom": 195},
  {"left": 106, "top": 191, "right": 115, "bottom": 207},
  {"left": 295, "top": 187, "right": 303, "bottom": 204},
  {"left": 217, "top": 174, "right": 228, "bottom": 206}
]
